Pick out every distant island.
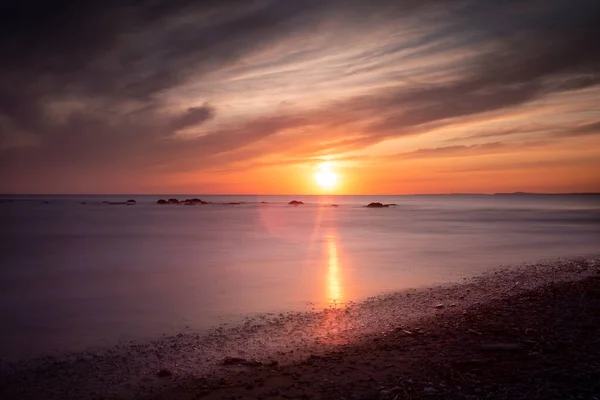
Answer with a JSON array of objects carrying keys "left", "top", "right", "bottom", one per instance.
[{"left": 492, "top": 192, "right": 600, "bottom": 196}]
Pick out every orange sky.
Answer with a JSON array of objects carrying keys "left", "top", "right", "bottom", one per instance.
[{"left": 1, "top": 1, "right": 599, "bottom": 194}]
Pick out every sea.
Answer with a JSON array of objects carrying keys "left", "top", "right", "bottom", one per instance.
[{"left": 0, "top": 194, "right": 599, "bottom": 362}]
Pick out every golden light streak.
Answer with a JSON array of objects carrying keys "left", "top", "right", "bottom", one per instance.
[{"left": 325, "top": 232, "right": 342, "bottom": 303}]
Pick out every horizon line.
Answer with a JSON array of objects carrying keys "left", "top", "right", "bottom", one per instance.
[{"left": 1, "top": 192, "right": 599, "bottom": 197}]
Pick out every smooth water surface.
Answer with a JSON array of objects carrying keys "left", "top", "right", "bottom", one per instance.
[{"left": 1, "top": 194, "right": 599, "bottom": 360}]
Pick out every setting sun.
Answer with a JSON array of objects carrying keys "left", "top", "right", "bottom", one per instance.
[{"left": 315, "top": 163, "right": 338, "bottom": 189}]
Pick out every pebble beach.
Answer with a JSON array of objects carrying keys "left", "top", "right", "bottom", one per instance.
[{"left": 1, "top": 257, "right": 599, "bottom": 400}]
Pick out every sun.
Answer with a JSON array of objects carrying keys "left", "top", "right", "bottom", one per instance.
[{"left": 315, "top": 163, "right": 338, "bottom": 189}]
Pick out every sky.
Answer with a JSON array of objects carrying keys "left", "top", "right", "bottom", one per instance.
[{"left": 0, "top": 0, "right": 599, "bottom": 194}]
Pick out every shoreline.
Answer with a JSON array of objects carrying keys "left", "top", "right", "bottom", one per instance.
[
  {"left": 153, "top": 264, "right": 600, "bottom": 400},
  {"left": 1, "top": 258, "right": 599, "bottom": 399}
]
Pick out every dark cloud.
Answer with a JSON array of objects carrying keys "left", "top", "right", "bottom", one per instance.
[
  {"left": 1, "top": 0, "right": 599, "bottom": 191},
  {"left": 445, "top": 126, "right": 548, "bottom": 142},
  {"left": 547, "top": 120, "right": 600, "bottom": 138},
  {"left": 394, "top": 142, "right": 510, "bottom": 159},
  {"left": 168, "top": 105, "right": 216, "bottom": 133},
  {"left": 392, "top": 140, "right": 550, "bottom": 160}
]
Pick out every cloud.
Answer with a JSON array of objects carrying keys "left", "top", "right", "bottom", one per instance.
[
  {"left": 565, "top": 121, "right": 600, "bottom": 137},
  {"left": 393, "top": 142, "right": 511, "bottom": 160},
  {"left": 168, "top": 105, "right": 216, "bottom": 133},
  {"left": 444, "top": 126, "right": 549, "bottom": 142},
  {"left": 0, "top": 0, "right": 599, "bottom": 191},
  {"left": 390, "top": 140, "right": 552, "bottom": 160}
]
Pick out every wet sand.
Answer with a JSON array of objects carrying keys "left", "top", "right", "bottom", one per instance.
[{"left": 1, "top": 258, "right": 599, "bottom": 400}]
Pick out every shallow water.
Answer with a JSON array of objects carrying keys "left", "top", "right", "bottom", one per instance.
[{"left": 0, "top": 194, "right": 599, "bottom": 361}]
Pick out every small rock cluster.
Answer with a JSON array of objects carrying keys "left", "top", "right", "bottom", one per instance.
[{"left": 157, "top": 198, "right": 208, "bottom": 205}]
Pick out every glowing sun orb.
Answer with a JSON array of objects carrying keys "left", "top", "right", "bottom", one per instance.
[{"left": 315, "top": 163, "right": 338, "bottom": 189}]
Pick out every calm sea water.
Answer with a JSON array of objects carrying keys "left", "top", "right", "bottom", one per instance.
[{"left": 1, "top": 194, "right": 599, "bottom": 361}]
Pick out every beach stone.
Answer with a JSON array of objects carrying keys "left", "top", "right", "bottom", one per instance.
[
  {"left": 423, "top": 387, "right": 437, "bottom": 394},
  {"left": 480, "top": 343, "right": 521, "bottom": 351},
  {"left": 156, "top": 368, "right": 173, "bottom": 377},
  {"left": 435, "top": 304, "right": 444, "bottom": 309}
]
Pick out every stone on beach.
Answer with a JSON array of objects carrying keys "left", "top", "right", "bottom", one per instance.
[
  {"left": 423, "top": 387, "right": 438, "bottom": 395},
  {"left": 156, "top": 368, "right": 173, "bottom": 377},
  {"left": 479, "top": 343, "right": 521, "bottom": 351}
]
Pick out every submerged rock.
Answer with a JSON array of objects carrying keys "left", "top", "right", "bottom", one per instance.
[
  {"left": 167, "top": 198, "right": 179, "bottom": 204},
  {"left": 288, "top": 200, "right": 304, "bottom": 205},
  {"left": 103, "top": 201, "right": 131, "bottom": 205},
  {"left": 126, "top": 199, "right": 136, "bottom": 204},
  {"left": 157, "top": 199, "right": 168, "bottom": 204}
]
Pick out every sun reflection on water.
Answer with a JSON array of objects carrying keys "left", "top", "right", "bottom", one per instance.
[
  {"left": 312, "top": 230, "right": 355, "bottom": 346},
  {"left": 325, "top": 232, "right": 342, "bottom": 304}
]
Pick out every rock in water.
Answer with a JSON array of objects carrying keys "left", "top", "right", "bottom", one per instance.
[
  {"left": 183, "top": 198, "right": 206, "bottom": 204},
  {"left": 157, "top": 199, "right": 167, "bottom": 204},
  {"left": 288, "top": 200, "right": 304, "bottom": 205},
  {"left": 366, "top": 202, "right": 389, "bottom": 208}
]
